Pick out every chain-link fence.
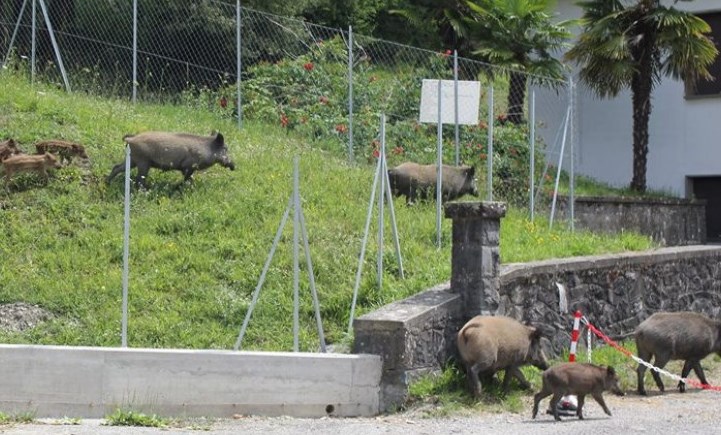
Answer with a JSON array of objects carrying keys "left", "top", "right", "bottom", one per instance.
[{"left": 1, "top": 0, "right": 575, "bottom": 220}]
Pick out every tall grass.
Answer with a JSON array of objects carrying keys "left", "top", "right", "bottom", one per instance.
[{"left": 0, "top": 71, "right": 654, "bottom": 351}]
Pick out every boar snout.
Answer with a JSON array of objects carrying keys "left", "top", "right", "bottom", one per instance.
[{"left": 223, "top": 160, "right": 235, "bottom": 171}]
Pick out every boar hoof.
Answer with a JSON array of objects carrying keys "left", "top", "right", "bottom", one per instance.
[
  {"left": 637, "top": 389, "right": 647, "bottom": 396},
  {"left": 677, "top": 381, "right": 686, "bottom": 393}
]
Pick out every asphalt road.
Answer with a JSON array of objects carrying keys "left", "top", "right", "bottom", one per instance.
[{"left": 1, "top": 388, "right": 718, "bottom": 435}]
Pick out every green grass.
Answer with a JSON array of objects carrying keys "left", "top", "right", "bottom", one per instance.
[
  {"left": 104, "top": 409, "right": 168, "bottom": 427},
  {"left": 0, "top": 71, "right": 654, "bottom": 352}
]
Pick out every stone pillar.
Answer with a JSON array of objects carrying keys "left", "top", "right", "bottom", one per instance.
[{"left": 444, "top": 201, "right": 506, "bottom": 318}]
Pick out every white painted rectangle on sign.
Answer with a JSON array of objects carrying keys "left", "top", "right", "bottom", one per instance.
[{"left": 419, "top": 79, "right": 481, "bottom": 125}]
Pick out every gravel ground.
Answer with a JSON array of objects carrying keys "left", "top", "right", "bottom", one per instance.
[{"left": 1, "top": 389, "right": 718, "bottom": 435}]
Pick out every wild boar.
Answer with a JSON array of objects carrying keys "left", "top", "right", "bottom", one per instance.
[
  {"left": 34, "top": 140, "right": 89, "bottom": 164},
  {"left": 106, "top": 131, "right": 235, "bottom": 188},
  {"left": 532, "top": 363, "right": 624, "bottom": 421},
  {"left": 457, "top": 315, "right": 549, "bottom": 397},
  {"left": 0, "top": 139, "right": 23, "bottom": 161},
  {"left": 2, "top": 152, "right": 61, "bottom": 184},
  {"left": 387, "top": 162, "right": 478, "bottom": 204},
  {"left": 634, "top": 311, "right": 721, "bottom": 395}
]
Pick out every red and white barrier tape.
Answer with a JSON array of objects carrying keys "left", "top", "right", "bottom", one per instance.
[
  {"left": 568, "top": 310, "right": 582, "bottom": 362},
  {"left": 581, "top": 317, "right": 721, "bottom": 392}
]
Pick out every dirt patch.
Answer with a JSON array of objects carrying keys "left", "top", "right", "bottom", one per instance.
[{"left": 0, "top": 302, "right": 54, "bottom": 332}]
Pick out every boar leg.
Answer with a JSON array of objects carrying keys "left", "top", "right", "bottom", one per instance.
[
  {"left": 591, "top": 392, "right": 612, "bottom": 416},
  {"left": 181, "top": 168, "right": 195, "bottom": 182},
  {"left": 549, "top": 393, "right": 563, "bottom": 421},
  {"left": 649, "top": 354, "right": 670, "bottom": 393},
  {"left": 465, "top": 363, "right": 483, "bottom": 398},
  {"left": 576, "top": 394, "right": 586, "bottom": 420},
  {"left": 503, "top": 365, "right": 531, "bottom": 392},
  {"left": 532, "top": 386, "right": 552, "bottom": 419},
  {"left": 134, "top": 162, "right": 151, "bottom": 189},
  {"left": 679, "top": 359, "right": 709, "bottom": 392},
  {"left": 107, "top": 160, "right": 137, "bottom": 183}
]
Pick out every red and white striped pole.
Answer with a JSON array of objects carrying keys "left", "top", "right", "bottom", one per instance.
[{"left": 568, "top": 310, "right": 582, "bottom": 362}]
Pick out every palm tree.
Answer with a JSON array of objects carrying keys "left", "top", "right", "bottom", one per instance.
[
  {"left": 463, "top": 0, "right": 576, "bottom": 124},
  {"left": 565, "top": 0, "right": 718, "bottom": 193}
]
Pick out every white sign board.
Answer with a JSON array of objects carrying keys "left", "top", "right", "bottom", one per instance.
[{"left": 419, "top": 79, "right": 481, "bottom": 125}]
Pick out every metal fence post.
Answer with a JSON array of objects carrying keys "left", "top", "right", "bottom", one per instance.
[
  {"left": 454, "top": 50, "right": 459, "bottom": 166},
  {"left": 569, "top": 76, "right": 575, "bottom": 231},
  {"left": 347, "top": 26, "right": 354, "bottom": 163},
  {"left": 236, "top": 0, "right": 243, "bottom": 129},
  {"left": 436, "top": 80, "right": 443, "bottom": 248},
  {"left": 121, "top": 144, "right": 131, "bottom": 347},
  {"left": 487, "top": 85, "right": 494, "bottom": 201},
  {"left": 529, "top": 90, "right": 536, "bottom": 221},
  {"left": 132, "top": 0, "right": 137, "bottom": 103}
]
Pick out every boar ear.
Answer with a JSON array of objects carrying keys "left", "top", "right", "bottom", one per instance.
[
  {"left": 528, "top": 326, "right": 542, "bottom": 340},
  {"left": 606, "top": 366, "right": 616, "bottom": 376},
  {"left": 213, "top": 132, "right": 225, "bottom": 147},
  {"left": 467, "top": 166, "right": 476, "bottom": 177}
]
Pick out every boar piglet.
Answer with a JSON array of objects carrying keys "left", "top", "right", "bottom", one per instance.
[
  {"left": 532, "top": 363, "right": 624, "bottom": 421},
  {"left": 457, "top": 315, "right": 549, "bottom": 397},
  {"left": 2, "top": 152, "right": 61, "bottom": 184},
  {"left": 35, "top": 140, "right": 89, "bottom": 164},
  {"left": 388, "top": 162, "right": 478, "bottom": 204},
  {"left": 106, "top": 131, "right": 235, "bottom": 188},
  {"left": 634, "top": 311, "right": 721, "bottom": 395},
  {"left": 0, "top": 139, "right": 23, "bottom": 161}
]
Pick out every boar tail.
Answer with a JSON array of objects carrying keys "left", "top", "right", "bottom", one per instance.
[
  {"left": 460, "top": 323, "right": 482, "bottom": 344},
  {"left": 122, "top": 133, "right": 134, "bottom": 142},
  {"left": 607, "top": 330, "right": 635, "bottom": 342}
]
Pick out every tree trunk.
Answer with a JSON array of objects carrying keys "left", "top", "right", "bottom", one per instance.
[
  {"left": 629, "top": 24, "right": 656, "bottom": 193},
  {"left": 507, "top": 71, "right": 527, "bottom": 125}
]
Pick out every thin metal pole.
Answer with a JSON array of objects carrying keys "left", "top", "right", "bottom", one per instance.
[
  {"left": 381, "top": 116, "right": 404, "bottom": 279},
  {"left": 293, "top": 157, "right": 300, "bottom": 352},
  {"left": 235, "top": 196, "right": 292, "bottom": 350},
  {"left": 487, "top": 85, "right": 494, "bottom": 201},
  {"left": 298, "top": 205, "right": 326, "bottom": 352},
  {"left": 3, "top": 0, "right": 30, "bottom": 68},
  {"left": 569, "top": 77, "right": 575, "bottom": 231},
  {"left": 37, "top": 0, "right": 70, "bottom": 91},
  {"left": 377, "top": 117, "right": 385, "bottom": 291},
  {"left": 121, "top": 145, "right": 131, "bottom": 347},
  {"left": 436, "top": 80, "right": 443, "bottom": 248},
  {"left": 132, "top": 0, "right": 137, "bottom": 103},
  {"left": 454, "top": 50, "right": 459, "bottom": 166},
  {"left": 550, "top": 107, "right": 571, "bottom": 229},
  {"left": 347, "top": 26, "right": 354, "bottom": 163},
  {"left": 31, "top": 0, "right": 36, "bottom": 83},
  {"left": 236, "top": 0, "right": 243, "bottom": 128},
  {"left": 529, "top": 90, "right": 536, "bottom": 221},
  {"left": 348, "top": 150, "right": 381, "bottom": 333}
]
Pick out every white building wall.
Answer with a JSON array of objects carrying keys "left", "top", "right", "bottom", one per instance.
[{"left": 554, "top": 0, "right": 721, "bottom": 196}]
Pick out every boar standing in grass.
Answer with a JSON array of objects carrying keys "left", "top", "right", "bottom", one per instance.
[
  {"left": 106, "top": 131, "right": 235, "bottom": 188},
  {"left": 387, "top": 162, "right": 478, "bottom": 204},
  {"left": 0, "top": 139, "right": 23, "bottom": 161},
  {"left": 634, "top": 311, "right": 721, "bottom": 395},
  {"left": 2, "top": 152, "right": 61, "bottom": 184},
  {"left": 457, "top": 315, "right": 549, "bottom": 397},
  {"left": 532, "top": 363, "right": 624, "bottom": 421},
  {"left": 34, "top": 140, "right": 89, "bottom": 164}
]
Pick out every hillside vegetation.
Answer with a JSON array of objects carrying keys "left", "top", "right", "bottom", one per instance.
[{"left": 0, "top": 71, "right": 653, "bottom": 351}]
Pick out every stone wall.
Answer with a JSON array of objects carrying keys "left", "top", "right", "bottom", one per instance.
[
  {"left": 353, "top": 201, "right": 721, "bottom": 412},
  {"left": 557, "top": 196, "right": 706, "bottom": 246}
]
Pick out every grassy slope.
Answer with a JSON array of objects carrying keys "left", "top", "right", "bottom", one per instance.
[{"left": 0, "top": 72, "right": 653, "bottom": 351}]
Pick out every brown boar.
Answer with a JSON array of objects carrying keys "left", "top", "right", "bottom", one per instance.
[
  {"left": 106, "top": 131, "right": 235, "bottom": 188},
  {"left": 387, "top": 162, "right": 478, "bottom": 204},
  {"left": 532, "top": 363, "right": 624, "bottom": 421},
  {"left": 634, "top": 311, "right": 721, "bottom": 395},
  {"left": 2, "top": 152, "right": 61, "bottom": 184},
  {"left": 0, "top": 139, "right": 23, "bottom": 161},
  {"left": 457, "top": 315, "right": 549, "bottom": 397},
  {"left": 34, "top": 140, "right": 89, "bottom": 164}
]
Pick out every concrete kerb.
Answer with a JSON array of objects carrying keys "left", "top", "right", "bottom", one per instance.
[{"left": 0, "top": 344, "right": 382, "bottom": 419}]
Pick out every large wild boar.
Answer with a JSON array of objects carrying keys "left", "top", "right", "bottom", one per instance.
[
  {"left": 457, "top": 315, "right": 549, "bottom": 397},
  {"left": 106, "top": 131, "right": 235, "bottom": 188},
  {"left": 387, "top": 162, "right": 478, "bottom": 204},
  {"left": 634, "top": 311, "right": 721, "bottom": 395},
  {"left": 532, "top": 363, "right": 624, "bottom": 421},
  {"left": 2, "top": 152, "right": 61, "bottom": 184}
]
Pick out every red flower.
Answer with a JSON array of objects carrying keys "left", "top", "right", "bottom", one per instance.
[
  {"left": 479, "top": 120, "right": 488, "bottom": 129},
  {"left": 479, "top": 153, "right": 487, "bottom": 160},
  {"left": 372, "top": 149, "right": 380, "bottom": 158},
  {"left": 303, "top": 62, "right": 314, "bottom": 71},
  {"left": 392, "top": 146, "right": 404, "bottom": 155},
  {"left": 280, "top": 113, "right": 289, "bottom": 128},
  {"left": 319, "top": 96, "right": 329, "bottom": 105},
  {"left": 335, "top": 124, "right": 347, "bottom": 134},
  {"left": 219, "top": 96, "right": 228, "bottom": 108},
  {"left": 442, "top": 49, "right": 452, "bottom": 57}
]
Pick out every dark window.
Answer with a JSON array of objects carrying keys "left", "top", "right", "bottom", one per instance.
[{"left": 687, "top": 12, "right": 721, "bottom": 97}]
